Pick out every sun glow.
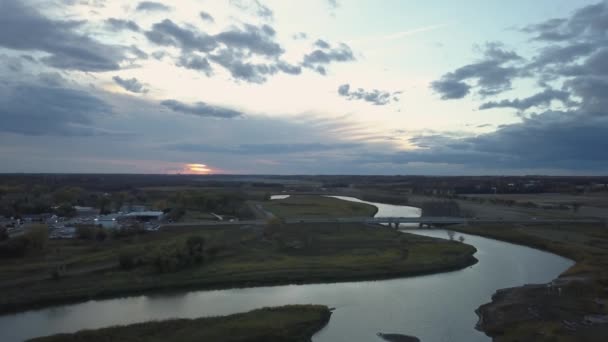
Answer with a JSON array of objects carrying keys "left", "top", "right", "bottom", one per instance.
[{"left": 185, "top": 163, "right": 212, "bottom": 174}]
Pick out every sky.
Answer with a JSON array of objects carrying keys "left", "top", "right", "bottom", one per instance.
[{"left": 0, "top": 0, "right": 607, "bottom": 175}]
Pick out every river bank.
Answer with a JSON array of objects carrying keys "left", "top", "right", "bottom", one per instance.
[
  {"left": 0, "top": 222, "right": 476, "bottom": 315},
  {"left": 454, "top": 223, "right": 608, "bottom": 341},
  {"left": 28, "top": 305, "right": 332, "bottom": 342}
]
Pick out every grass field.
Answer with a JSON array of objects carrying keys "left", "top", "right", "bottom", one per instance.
[
  {"left": 261, "top": 195, "right": 378, "bottom": 218},
  {"left": 28, "top": 305, "right": 331, "bottom": 342},
  {"left": 454, "top": 223, "right": 608, "bottom": 342},
  {"left": 0, "top": 223, "right": 476, "bottom": 314}
]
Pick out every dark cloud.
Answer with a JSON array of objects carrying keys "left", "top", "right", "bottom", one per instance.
[
  {"left": 229, "top": 0, "right": 273, "bottom": 20},
  {"left": 0, "top": 0, "right": 126, "bottom": 71},
  {"left": 302, "top": 42, "right": 355, "bottom": 75},
  {"left": 200, "top": 11, "right": 214, "bottom": 23},
  {"left": 177, "top": 54, "right": 213, "bottom": 75},
  {"left": 215, "top": 24, "right": 283, "bottom": 56},
  {"left": 145, "top": 20, "right": 305, "bottom": 82},
  {"left": 522, "top": 3, "right": 608, "bottom": 42},
  {"left": 160, "top": 99, "right": 243, "bottom": 118},
  {"left": 104, "top": 18, "right": 140, "bottom": 32},
  {"left": 135, "top": 1, "right": 170, "bottom": 12},
  {"left": 479, "top": 88, "right": 571, "bottom": 111},
  {"left": 145, "top": 19, "right": 217, "bottom": 52},
  {"left": 418, "top": 2, "right": 608, "bottom": 172},
  {"left": 337, "top": 84, "right": 401, "bottom": 105},
  {"left": 0, "top": 83, "right": 114, "bottom": 136},
  {"left": 430, "top": 79, "right": 471, "bottom": 100},
  {"left": 169, "top": 142, "right": 360, "bottom": 154},
  {"left": 112, "top": 76, "right": 148, "bottom": 93},
  {"left": 431, "top": 42, "right": 523, "bottom": 99}
]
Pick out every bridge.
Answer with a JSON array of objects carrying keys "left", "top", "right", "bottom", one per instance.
[{"left": 163, "top": 216, "right": 606, "bottom": 229}]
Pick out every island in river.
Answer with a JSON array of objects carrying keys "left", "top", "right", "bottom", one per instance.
[{"left": 27, "top": 305, "right": 332, "bottom": 342}]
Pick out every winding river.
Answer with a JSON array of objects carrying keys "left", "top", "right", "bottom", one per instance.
[{"left": 0, "top": 196, "right": 573, "bottom": 342}]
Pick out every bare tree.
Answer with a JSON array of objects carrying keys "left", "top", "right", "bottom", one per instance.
[{"left": 447, "top": 230, "right": 455, "bottom": 241}]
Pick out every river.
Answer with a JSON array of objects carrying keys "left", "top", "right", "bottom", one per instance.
[{"left": 0, "top": 196, "right": 573, "bottom": 342}]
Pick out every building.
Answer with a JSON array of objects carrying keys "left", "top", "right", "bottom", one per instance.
[{"left": 122, "top": 211, "right": 165, "bottom": 222}]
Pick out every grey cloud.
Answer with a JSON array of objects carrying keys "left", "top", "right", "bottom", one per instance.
[
  {"left": 314, "top": 39, "right": 331, "bottom": 49},
  {"left": 160, "top": 99, "right": 243, "bottom": 118},
  {"left": 105, "top": 18, "right": 140, "bottom": 32},
  {"left": 145, "top": 19, "right": 303, "bottom": 82},
  {"left": 169, "top": 142, "right": 360, "bottom": 155},
  {"left": 327, "top": 0, "right": 340, "bottom": 9},
  {"left": 112, "top": 76, "right": 148, "bottom": 93},
  {"left": 337, "top": 84, "right": 401, "bottom": 106},
  {"left": 177, "top": 54, "right": 213, "bottom": 75},
  {"left": 523, "top": 3, "right": 608, "bottom": 42},
  {"left": 479, "top": 88, "right": 571, "bottom": 111},
  {"left": 200, "top": 11, "right": 214, "bottom": 23},
  {"left": 302, "top": 42, "right": 355, "bottom": 74},
  {"left": 430, "top": 79, "right": 471, "bottom": 99},
  {"left": 135, "top": 1, "right": 170, "bottom": 12},
  {"left": 215, "top": 24, "right": 283, "bottom": 56},
  {"left": 145, "top": 19, "right": 217, "bottom": 52},
  {"left": 406, "top": 2, "right": 608, "bottom": 172},
  {"left": 431, "top": 42, "right": 522, "bottom": 99},
  {"left": 0, "top": 83, "right": 113, "bottom": 136},
  {"left": 0, "top": 0, "right": 126, "bottom": 71}
]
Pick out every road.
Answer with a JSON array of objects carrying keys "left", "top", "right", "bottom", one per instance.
[{"left": 162, "top": 216, "right": 606, "bottom": 228}]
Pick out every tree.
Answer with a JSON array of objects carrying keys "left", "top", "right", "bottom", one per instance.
[
  {"left": 446, "top": 230, "right": 456, "bottom": 241},
  {"left": 76, "top": 226, "right": 95, "bottom": 240},
  {"left": 24, "top": 225, "right": 48, "bottom": 252},
  {"left": 186, "top": 235, "right": 205, "bottom": 254},
  {"left": 186, "top": 235, "right": 205, "bottom": 263},
  {"left": 0, "top": 227, "right": 8, "bottom": 242},
  {"left": 264, "top": 217, "right": 283, "bottom": 237},
  {"left": 55, "top": 204, "right": 76, "bottom": 218},
  {"left": 458, "top": 235, "right": 465, "bottom": 243}
]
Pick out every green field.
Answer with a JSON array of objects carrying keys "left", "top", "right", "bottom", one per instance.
[
  {"left": 261, "top": 195, "right": 377, "bottom": 218},
  {"left": 0, "top": 223, "right": 476, "bottom": 313},
  {"left": 28, "top": 305, "right": 331, "bottom": 342}
]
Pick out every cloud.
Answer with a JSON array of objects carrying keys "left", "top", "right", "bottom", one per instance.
[
  {"left": 337, "top": 84, "right": 401, "bottom": 105},
  {"left": 302, "top": 41, "right": 355, "bottom": 75},
  {"left": 104, "top": 18, "right": 140, "bottom": 32},
  {"left": 135, "top": 1, "right": 170, "bottom": 12},
  {"left": 112, "top": 76, "right": 148, "bottom": 93},
  {"left": 160, "top": 99, "right": 243, "bottom": 118},
  {"left": 417, "top": 2, "right": 608, "bottom": 172},
  {"left": 431, "top": 42, "right": 523, "bottom": 99},
  {"left": 292, "top": 32, "right": 308, "bottom": 40},
  {"left": 0, "top": 0, "right": 126, "bottom": 71},
  {"left": 0, "top": 83, "right": 114, "bottom": 136},
  {"left": 145, "top": 19, "right": 217, "bottom": 52},
  {"left": 229, "top": 0, "right": 273, "bottom": 20},
  {"left": 177, "top": 54, "right": 213, "bottom": 75},
  {"left": 199, "top": 11, "right": 214, "bottom": 23},
  {"left": 479, "top": 88, "right": 571, "bottom": 111},
  {"left": 327, "top": 0, "right": 340, "bottom": 9},
  {"left": 169, "top": 142, "right": 360, "bottom": 155},
  {"left": 145, "top": 19, "right": 305, "bottom": 82},
  {"left": 214, "top": 24, "right": 283, "bottom": 56}
]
